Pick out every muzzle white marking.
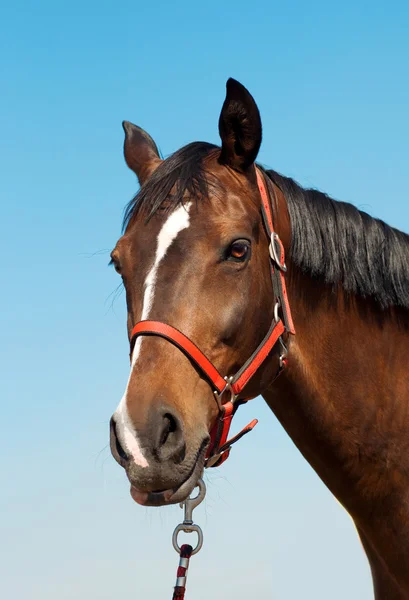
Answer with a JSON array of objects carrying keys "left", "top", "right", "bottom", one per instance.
[{"left": 114, "top": 203, "right": 192, "bottom": 467}]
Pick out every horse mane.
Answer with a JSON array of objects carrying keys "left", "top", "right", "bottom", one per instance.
[
  {"left": 266, "top": 169, "right": 409, "bottom": 310},
  {"left": 123, "top": 141, "right": 409, "bottom": 311}
]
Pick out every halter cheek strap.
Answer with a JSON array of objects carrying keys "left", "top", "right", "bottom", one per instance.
[{"left": 130, "top": 168, "right": 295, "bottom": 468}]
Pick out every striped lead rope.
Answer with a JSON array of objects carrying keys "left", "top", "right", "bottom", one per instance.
[{"left": 172, "top": 544, "right": 193, "bottom": 599}]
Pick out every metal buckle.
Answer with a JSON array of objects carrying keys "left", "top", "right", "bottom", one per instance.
[
  {"left": 269, "top": 232, "right": 287, "bottom": 271},
  {"left": 274, "top": 299, "right": 281, "bottom": 324},
  {"left": 172, "top": 479, "right": 206, "bottom": 556},
  {"left": 213, "top": 375, "right": 238, "bottom": 409},
  {"left": 278, "top": 336, "right": 288, "bottom": 369}
]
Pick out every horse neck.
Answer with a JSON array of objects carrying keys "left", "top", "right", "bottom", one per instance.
[{"left": 263, "top": 199, "right": 409, "bottom": 518}]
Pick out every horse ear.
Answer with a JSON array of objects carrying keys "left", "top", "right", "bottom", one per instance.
[
  {"left": 218, "top": 78, "right": 262, "bottom": 172},
  {"left": 122, "top": 121, "right": 162, "bottom": 185}
]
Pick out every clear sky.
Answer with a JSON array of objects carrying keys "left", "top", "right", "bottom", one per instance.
[{"left": 1, "top": 1, "right": 408, "bottom": 598}]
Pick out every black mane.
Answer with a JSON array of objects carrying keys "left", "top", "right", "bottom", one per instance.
[
  {"left": 266, "top": 169, "right": 409, "bottom": 310},
  {"left": 123, "top": 142, "right": 409, "bottom": 310}
]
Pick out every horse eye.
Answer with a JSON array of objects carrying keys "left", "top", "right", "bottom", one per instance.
[{"left": 228, "top": 241, "right": 250, "bottom": 262}]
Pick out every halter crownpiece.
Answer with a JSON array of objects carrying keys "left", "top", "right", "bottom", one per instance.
[{"left": 130, "top": 168, "right": 295, "bottom": 468}]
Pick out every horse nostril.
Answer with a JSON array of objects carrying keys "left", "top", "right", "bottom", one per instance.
[
  {"left": 110, "top": 417, "right": 128, "bottom": 462},
  {"left": 160, "top": 413, "right": 177, "bottom": 447},
  {"left": 116, "top": 435, "right": 128, "bottom": 462},
  {"left": 156, "top": 410, "right": 186, "bottom": 464}
]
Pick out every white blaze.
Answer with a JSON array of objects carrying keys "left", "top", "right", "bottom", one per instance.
[{"left": 114, "top": 204, "right": 192, "bottom": 467}]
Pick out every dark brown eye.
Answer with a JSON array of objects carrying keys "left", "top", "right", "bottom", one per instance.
[{"left": 228, "top": 240, "right": 250, "bottom": 262}]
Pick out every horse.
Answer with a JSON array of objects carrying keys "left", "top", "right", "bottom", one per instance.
[{"left": 109, "top": 78, "right": 409, "bottom": 598}]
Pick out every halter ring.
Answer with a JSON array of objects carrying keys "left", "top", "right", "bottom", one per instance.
[
  {"left": 172, "top": 523, "right": 204, "bottom": 556},
  {"left": 269, "top": 232, "right": 287, "bottom": 271}
]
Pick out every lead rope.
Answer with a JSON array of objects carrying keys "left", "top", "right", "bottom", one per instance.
[
  {"left": 172, "top": 479, "right": 206, "bottom": 599},
  {"left": 172, "top": 544, "right": 193, "bottom": 599}
]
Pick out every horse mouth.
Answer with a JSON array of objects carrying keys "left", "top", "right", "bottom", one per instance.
[{"left": 129, "top": 440, "right": 207, "bottom": 507}]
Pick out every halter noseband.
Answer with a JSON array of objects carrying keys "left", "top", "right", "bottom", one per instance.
[{"left": 130, "top": 168, "right": 295, "bottom": 468}]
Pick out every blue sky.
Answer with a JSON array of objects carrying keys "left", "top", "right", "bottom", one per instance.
[{"left": 2, "top": 1, "right": 408, "bottom": 598}]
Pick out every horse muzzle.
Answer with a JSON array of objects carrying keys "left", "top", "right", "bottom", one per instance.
[{"left": 109, "top": 414, "right": 209, "bottom": 506}]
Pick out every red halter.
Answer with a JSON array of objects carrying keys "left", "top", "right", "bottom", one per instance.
[{"left": 130, "top": 168, "right": 295, "bottom": 468}]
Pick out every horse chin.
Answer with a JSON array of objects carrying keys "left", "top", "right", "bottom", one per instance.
[{"left": 129, "top": 448, "right": 206, "bottom": 507}]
